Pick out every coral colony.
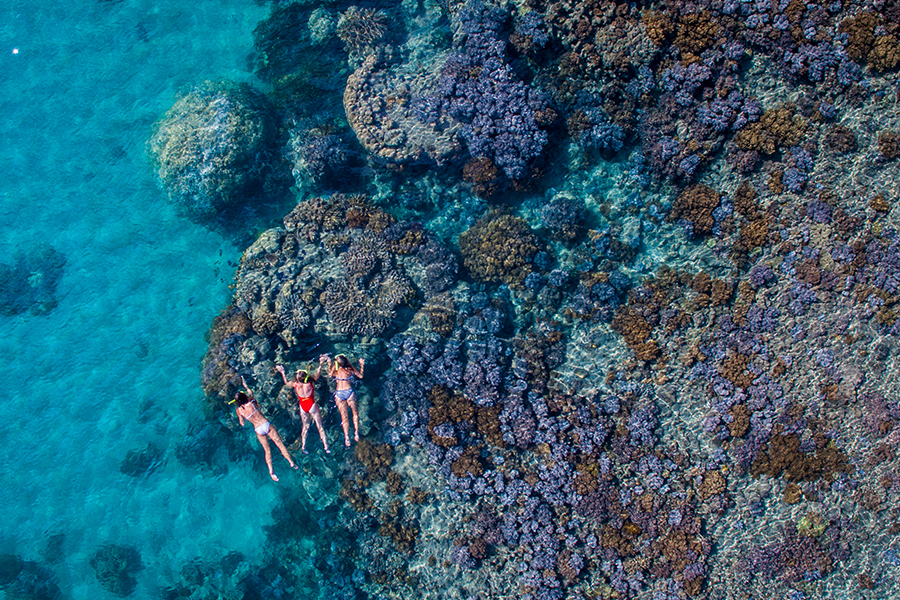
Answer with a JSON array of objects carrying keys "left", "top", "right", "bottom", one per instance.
[{"left": 75, "top": 0, "right": 900, "bottom": 598}]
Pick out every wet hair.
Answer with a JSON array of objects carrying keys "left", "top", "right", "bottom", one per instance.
[
  {"left": 235, "top": 391, "right": 253, "bottom": 406},
  {"left": 336, "top": 354, "right": 351, "bottom": 369},
  {"left": 296, "top": 370, "right": 310, "bottom": 383}
]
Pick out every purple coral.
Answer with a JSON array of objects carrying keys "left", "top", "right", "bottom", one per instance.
[{"left": 437, "top": 0, "right": 552, "bottom": 179}]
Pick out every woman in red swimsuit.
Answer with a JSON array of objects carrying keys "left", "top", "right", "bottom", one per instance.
[{"left": 276, "top": 360, "right": 330, "bottom": 454}]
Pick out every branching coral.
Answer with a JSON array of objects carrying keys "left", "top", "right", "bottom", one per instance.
[
  {"left": 321, "top": 269, "right": 413, "bottom": 336},
  {"left": 337, "top": 7, "right": 388, "bottom": 55}
]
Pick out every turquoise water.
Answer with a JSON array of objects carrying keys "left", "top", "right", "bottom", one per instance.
[
  {"left": 5, "top": 1, "right": 900, "bottom": 599},
  {"left": 0, "top": 1, "right": 277, "bottom": 595}
]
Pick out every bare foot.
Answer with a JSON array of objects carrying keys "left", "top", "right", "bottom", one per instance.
[
  {"left": 354, "top": 433, "right": 360, "bottom": 442},
  {"left": 291, "top": 463, "right": 299, "bottom": 470},
  {"left": 325, "top": 447, "right": 331, "bottom": 454},
  {"left": 344, "top": 438, "right": 351, "bottom": 447},
  {"left": 270, "top": 472, "right": 279, "bottom": 482},
  {"left": 302, "top": 447, "right": 309, "bottom": 454}
]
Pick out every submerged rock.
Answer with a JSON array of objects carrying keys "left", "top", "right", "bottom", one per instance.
[
  {"left": 0, "top": 244, "right": 65, "bottom": 317},
  {"left": 148, "top": 80, "right": 285, "bottom": 223}
]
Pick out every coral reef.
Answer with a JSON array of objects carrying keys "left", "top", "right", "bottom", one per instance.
[
  {"left": 90, "top": 544, "right": 143, "bottom": 596},
  {"left": 191, "top": 1, "right": 900, "bottom": 598},
  {"left": 119, "top": 442, "right": 164, "bottom": 478},
  {"left": 0, "top": 244, "right": 65, "bottom": 317},
  {"left": 436, "top": 0, "right": 554, "bottom": 180},
  {"left": 344, "top": 53, "right": 463, "bottom": 166},
  {"left": 337, "top": 7, "right": 388, "bottom": 55},
  {"left": 0, "top": 556, "right": 61, "bottom": 600},
  {"left": 148, "top": 80, "right": 284, "bottom": 223}
]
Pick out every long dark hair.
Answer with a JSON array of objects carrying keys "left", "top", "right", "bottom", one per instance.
[
  {"left": 336, "top": 354, "right": 351, "bottom": 369},
  {"left": 235, "top": 391, "right": 253, "bottom": 406}
]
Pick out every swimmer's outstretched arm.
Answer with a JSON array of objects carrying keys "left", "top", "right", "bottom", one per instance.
[
  {"left": 351, "top": 358, "right": 365, "bottom": 379},
  {"left": 274, "top": 365, "right": 290, "bottom": 385},
  {"left": 322, "top": 354, "right": 336, "bottom": 377},
  {"left": 240, "top": 375, "right": 254, "bottom": 397}
]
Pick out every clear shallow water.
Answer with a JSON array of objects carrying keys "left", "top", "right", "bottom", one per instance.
[{"left": 0, "top": 1, "right": 278, "bottom": 596}]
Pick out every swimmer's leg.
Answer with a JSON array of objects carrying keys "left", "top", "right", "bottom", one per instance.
[
  {"left": 310, "top": 404, "right": 330, "bottom": 453},
  {"left": 300, "top": 410, "right": 311, "bottom": 453},
  {"left": 335, "top": 398, "right": 351, "bottom": 447},
  {"left": 257, "top": 434, "right": 278, "bottom": 482},
  {"left": 348, "top": 393, "right": 360, "bottom": 443},
  {"left": 268, "top": 427, "right": 297, "bottom": 470}
]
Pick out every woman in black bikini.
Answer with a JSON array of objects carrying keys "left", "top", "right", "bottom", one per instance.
[
  {"left": 275, "top": 360, "right": 330, "bottom": 455},
  {"left": 325, "top": 354, "right": 364, "bottom": 447},
  {"left": 234, "top": 375, "right": 297, "bottom": 481}
]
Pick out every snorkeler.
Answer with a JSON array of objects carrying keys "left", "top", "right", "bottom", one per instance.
[
  {"left": 276, "top": 361, "right": 330, "bottom": 455},
  {"left": 234, "top": 375, "right": 297, "bottom": 482},
  {"left": 325, "top": 353, "right": 365, "bottom": 447}
]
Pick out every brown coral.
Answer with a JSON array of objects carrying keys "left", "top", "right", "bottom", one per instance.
[
  {"left": 734, "top": 105, "right": 807, "bottom": 155},
  {"left": 838, "top": 11, "right": 899, "bottom": 71},
  {"left": 424, "top": 296, "right": 457, "bottom": 337},
  {"left": 458, "top": 213, "right": 541, "bottom": 287},
  {"left": 356, "top": 439, "right": 394, "bottom": 482},
  {"left": 385, "top": 470, "right": 405, "bottom": 495},
  {"left": 673, "top": 11, "right": 720, "bottom": 58},
  {"left": 427, "top": 385, "right": 479, "bottom": 447},
  {"left": 462, "top": 157, "right": 504, "bottom": 199},
  {"left": 611, "top": 307, "right": 660, "bottom": 361},
  {"left": 823, "top": 124, "right": 858, "bottom": 155},
  {"left": 719, "top": 352, "right": 754, "bottom": 389},
  {"left": 344, "top": 54, "right": 461, "bottom": 165},
  {"left": 696, "top": 470, "right": 727, "bottom": 501},
  {"left": 378, "top": 518, "right": 419, "bottom": 553},
  {"left": 669, "top": 184, "right": 721, "bottom": 236},
  {"left": 870, "top": 35, "right": 900, "bottom": 71},
  {"left": 476, "top": 406, "right": 504, "bottom": 447},
  {"left": 840, "top": 11, "right": 880, "bottom": 61},
  {"left": 878, "top": 130, "right": 900, "bottom": 160},
  {"left": 727, "top": 404, "right": 750, "bottom": 438},
  {"left": 451, "top": 446, "right": 485, "bottom": 478},
  {"left": 750, "top": 428, "right": 852, "bottom": 482}
]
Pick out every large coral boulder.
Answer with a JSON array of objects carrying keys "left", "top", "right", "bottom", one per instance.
[
  {"left": 344, "top": 54, "right": 462, "bottom": 166},
  {"left": 148, "top": 80, "right": 283, "bottom": 222}
]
